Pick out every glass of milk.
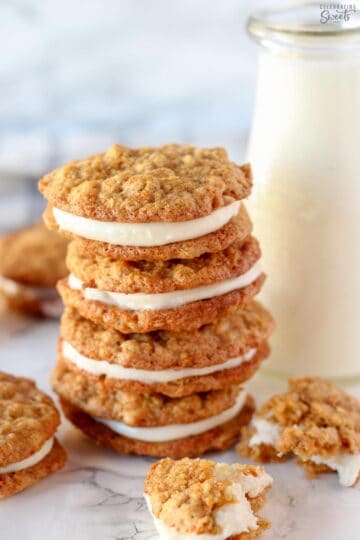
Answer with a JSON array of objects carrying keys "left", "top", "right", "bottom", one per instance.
[{"left": 247, "top": 3, "right": 360, "bottom": 378}]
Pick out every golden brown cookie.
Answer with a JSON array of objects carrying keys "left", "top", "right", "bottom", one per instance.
[
  {"left": 0, "top": 372, "right": 66, "bottom": 498},
  {"left": 145, "top": 457, "right": 272, "bottom": 539},
  {"left": 52, "top": 362, "right": 242, "bottom": 426},
  {"left": 0, "top": 223, "right": 68, "bottom": 317},
  {"left": 57, "top": 338, "right": 270, "bottom": 398},
  {"left": 66, "top": 236, "right": 260, "bottom": 294},
  {"left": 44, "top": 203, "right": 253, "bottom": 261},
  {"left": 60, "top": 301, "right": 274, "bottom": 371},
  {"left": 238, "top": 377, "right": 360, "bottom": 487},
  {"left": 57, "top": 274, "right": 265, "bottom": 333},
  {"left": 60, "top": 394, "right": 255, "bottom": 458},
  {"left": 0, "top": 439, "right": 67, "bottom": 500},
  {"left": 39, "top": 144, "right": 252, "bottom": 222}
]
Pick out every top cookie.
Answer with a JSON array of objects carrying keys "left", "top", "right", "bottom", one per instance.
[
  {"left": 39, "top": 144, "right": 252, "bottom": 222},
  {"left": 0, "top": 372, "right": 60, "bottom": 467},
  {"left": 0, "top": 223, "right": 68, "bottom": 288}
]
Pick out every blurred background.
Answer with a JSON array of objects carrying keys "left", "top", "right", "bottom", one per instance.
[{"left": 0, "top": 0, "right": 266, "bottom": 231}]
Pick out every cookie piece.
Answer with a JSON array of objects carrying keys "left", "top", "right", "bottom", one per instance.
[
  {"left": 58, "top": 339, "right": 270, "bottom": 398},
  {"left": 58, "top": 273, "right": 264, "bottom": 333},
  {"left": 52, "top": 362, "right": 242, "bottom": 426},
  {"left": 60, "top": 394, "right": 255, "bottom": 458},
  {"left": 238, "top": 377, "right": 360, "bottom": 487},
  {"left": 0, "top": 372, "right": 66, "bottom": 498},
  {"left": 0, "top": 223, "right": 68, "bottom": 317},
  {"left": 60, "top": 301, "right": 274, "bottom": 371},
  {"left": 145, "top": 458, "right": 272, "bottom": 539},
  {"left": 39, "top": 144, "right": 252, "bottom": 222},
  {"left": 44, "top": 203, "right": 252, "bottom": 261},
  {"left": 66, "top": 236, "right": 260, "bottom": 294}
]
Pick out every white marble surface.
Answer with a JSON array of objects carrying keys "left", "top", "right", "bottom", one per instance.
[{"left": 1, "top": 307, "right": 360, "bottom": 539}]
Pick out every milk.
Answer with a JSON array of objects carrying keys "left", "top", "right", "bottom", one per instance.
[{"left": 247, "top": 47, "right": 360, "bottom": 377}]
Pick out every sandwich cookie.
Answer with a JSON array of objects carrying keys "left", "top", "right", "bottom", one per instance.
[
  {"left": 0, "top": 223, "right": 68, "bottom": 317},
  {"left": 238, "top": 377, "right": 360, "bottom": 487},
  {"left": 58, "top": 237, "right": 265, "bottom": 333},
  {"left": 60, "top": 393, "right": 255, "bottom": 459},
  {"left": 39, "top": 144, "right": 253, "bottom": 260},
  {"left": 52, "top": 364, "right": 254, "bottom": 457},
  {"left": 144, "top": 457, "right": 273, "bottom": 540},
  {"left": 0, "top": 372, "right": 66, "bottom": 498},
  {"left": 58, "top": 302, "right": 274, "bottom": 397}
]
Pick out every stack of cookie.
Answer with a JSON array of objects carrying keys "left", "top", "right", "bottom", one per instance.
[{"left": 39, "top": 144, "right": 274, "bottom": 458}]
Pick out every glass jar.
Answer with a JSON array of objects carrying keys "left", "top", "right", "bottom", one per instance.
[{"left": 247, "top": 3, "right": 360, "bottom": 378}]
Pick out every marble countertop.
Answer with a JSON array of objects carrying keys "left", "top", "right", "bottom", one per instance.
[{"left": 1, "top": 307, "right": 359, "bottom": 540}]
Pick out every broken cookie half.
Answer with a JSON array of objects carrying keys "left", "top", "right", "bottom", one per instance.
[
  {"left": 144, "top": 457, "right": 272, "bottom": 539},
  {"left": 238, "top": 377, "right": 360, "bottom": 487}
]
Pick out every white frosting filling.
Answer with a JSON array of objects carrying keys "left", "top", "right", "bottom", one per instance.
[
  {"left": 311, "top": 454, "right": 360, "bottom": 487},
  {"left": 96, "top": 390, "right": 247, "bottom": 442},
  {"left": 249, "top": 418, "right": 282, "bottom": 447},
  {"left": 62, "top": 341, "right": 257, "bottom": 383},
  {"left": 144, "top": 464, "right": 272, "bottom": 540},
  {"left": 0, "top": 275, "right": 57, "bottom": 301},
  {"left": 0, "top": 437, "right": 54, "bottom": 474},
  {"left": 53, "top": 201, "right": 241, "bottom": 247},
  {"left": 67, "top": 262, "right": 261, "bottom": 311}
]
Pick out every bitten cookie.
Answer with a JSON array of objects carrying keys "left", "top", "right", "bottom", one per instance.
[
  {"left": 0, "top": 223, "right": 68, "bottom": 317},
  {"left": 39, "top": 144, "right": 253, "bottom": 259},
  {"left": 238, "top": 377, "right": 360, "bottom": 487},
  {"left": 144, "top": 457, "right": 273, "bottom": 539},
  {"left": 0, "top": 372, "right": 67, "bottom": 498},
  {"left": 58, "top": 301, "right": 274, "bottom": 397}
]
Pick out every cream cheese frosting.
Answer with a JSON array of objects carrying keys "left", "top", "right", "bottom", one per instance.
[
  {"left": 144, "top": 463, "right": 272, "bottom": 540},
  {"left": 62, "top": 340, "right": 257, "bottom": 383},
  {"left": 67, "top": 262, "right": 262, "bottom": 311},
  {"left": 249, "top": 418, "right": 282, "bottom": 447},
  {"left": 53, "top": 201, "right": 241, "bottom": 247},
  {"left": 96, "top": 390, "right": 247, "bottom": 442},
  {"left": 0, "top": 438, "right": 54, "bottom": 474},
  {"left": 311, "top": 454, "right": 360, "bottom": 487}
]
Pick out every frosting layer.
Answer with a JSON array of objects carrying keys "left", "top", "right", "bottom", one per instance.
[
  {"left": 0, "top": 438, "right": 54, "bottom": 474},
  {"left": 62, "top": 340, "right": 257, "bottom": 383},
  {"left": 53, "top": 202, "right": 241, "bottom": 246},
  {"left": 67, "top": 262, "right": 262, "bottom": 311}
]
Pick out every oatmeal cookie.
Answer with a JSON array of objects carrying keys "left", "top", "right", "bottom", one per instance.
[
  {"left": 39, "top": 144, "right": 252, "bottom": 222},
  {"left": 0, "top": 372, "right": 66, "bottom": 498},
  {"left": 0, "top": 223, "right": 68, "bottom": 317}
]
